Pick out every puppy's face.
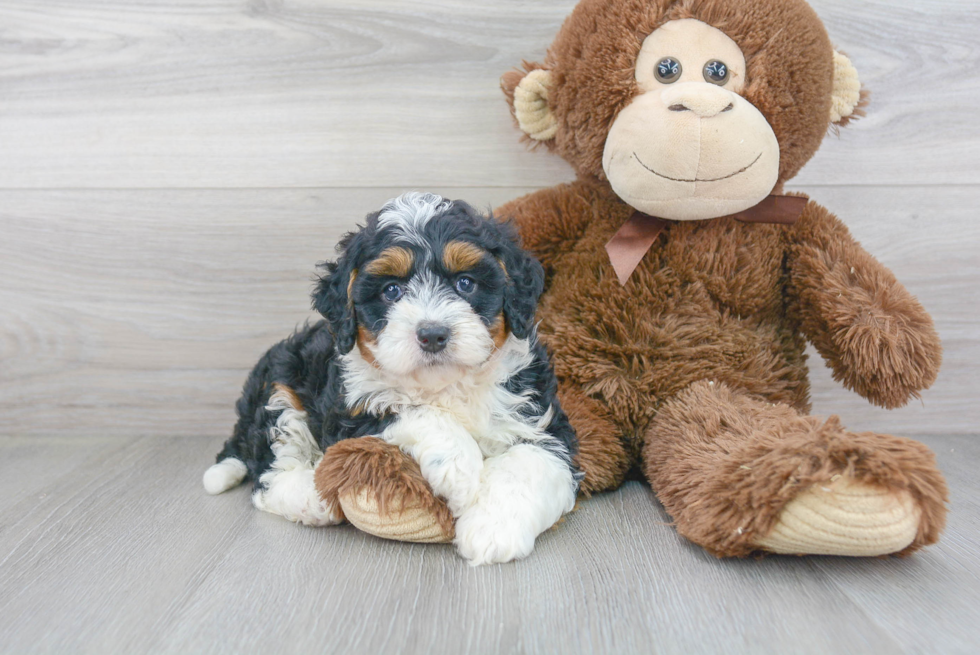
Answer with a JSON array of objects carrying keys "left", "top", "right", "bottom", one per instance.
[
  {"left": 352, "top": 238, "right": 508, "bottom": 378},
  {"left": 315, "top": 194, "right": 543, "bottom": 388}
]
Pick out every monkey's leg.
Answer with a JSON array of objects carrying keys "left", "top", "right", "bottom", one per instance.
[
  {"left": 314, "top": 437, "right": 454, "bottom": 544},
  {"left": 558, "top": 384, "right": 631, "bottom": 495},
  {"left": 642, "top": 380, "right": 947, "bottom": 557}
]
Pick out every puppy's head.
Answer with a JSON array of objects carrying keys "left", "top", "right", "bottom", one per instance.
[{"left": 314, "top": 193, "right": 544, "bottom": 385}]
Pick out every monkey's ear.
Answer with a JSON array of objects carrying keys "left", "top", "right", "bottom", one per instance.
[
  {"left": 830, "top": 51, "right": 868, "bottom": 126},
  {"left": 502, "top": 66, "right": 558, "bottom": 141}
]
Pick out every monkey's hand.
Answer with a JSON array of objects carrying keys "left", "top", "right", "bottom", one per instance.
[{"left": 785, "top": 201, "right": 942, "bottom": 409}]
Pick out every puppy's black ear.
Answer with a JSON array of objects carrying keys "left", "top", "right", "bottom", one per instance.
[
  {"left": 312, "top": 227, "right": 368, "bottom": 355},
  {"left": 495, "top": 219, "right": 545, "bottom": 340}
]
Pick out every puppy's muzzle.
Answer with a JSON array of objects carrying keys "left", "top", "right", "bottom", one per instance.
[{"left": 416, "top": 322, "right": 451, "bottom": 353}]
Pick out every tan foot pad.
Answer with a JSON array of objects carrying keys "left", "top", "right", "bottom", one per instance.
[
  {"left": 756, "top": 476, "right": 921, "bottom": 556},
  {"left": 338, "top": 489, "right": 453, "bottom": 544}
]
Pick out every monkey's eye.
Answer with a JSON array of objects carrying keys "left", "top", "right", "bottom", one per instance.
[
  {"left": 382, "top": 283, "right": 403, "bottom": 303},
  {"left": 455, "top": 276, "right": 476, "bottom": 295},
  {"left": 654, "top": 57, "right": 682, "bottom": 84},
  {"left": 703, "top": 60, "right": 729, "bottom": 85}
]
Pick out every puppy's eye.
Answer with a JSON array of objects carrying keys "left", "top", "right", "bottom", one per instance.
[
  {"left": 703, "top": 60, "right": 729, "bottom": 85},
  {"left": 655, "top": 57, "right": 682, "bottom": 83},
  {"left": 455, "top": 276, "right": 476, "bottom": 295},
  {"left": 382, "top": 283, "right": 403, "bottom": 303}
]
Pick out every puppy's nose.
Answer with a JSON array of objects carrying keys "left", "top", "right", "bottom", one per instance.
[{"left": 416, "top": 323, "right": 450, "bottom": 353}]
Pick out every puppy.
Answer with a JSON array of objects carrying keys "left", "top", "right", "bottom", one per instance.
[{"left": 204, "top": 193, "right": 581, "bottom": 564}]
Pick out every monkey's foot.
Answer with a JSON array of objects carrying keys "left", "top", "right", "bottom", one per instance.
[
  {"left": 339, "top": 488, "right": 452, "bottom": 543},
  {"left": 756, "top": 476, "right": 920, "bottom": 556}
]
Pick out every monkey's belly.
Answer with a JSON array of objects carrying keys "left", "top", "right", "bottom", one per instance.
[{"left": 537, "top": 285, "right": 810, "bottom": 435}]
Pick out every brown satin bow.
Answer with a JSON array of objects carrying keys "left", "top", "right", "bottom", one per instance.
[{"left": 604, "top": 194, "right": 808, "bottom": 285}]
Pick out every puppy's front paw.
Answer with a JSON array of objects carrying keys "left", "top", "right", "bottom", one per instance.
[
  {"left": 454, "top": 506, "right": 535, "bottom": 566},
  {"left": 252, "top": 468, "right": 342, "bottom": 527},
  {"left": 418, "top": 450, "right": 483, "bottom": 516}
]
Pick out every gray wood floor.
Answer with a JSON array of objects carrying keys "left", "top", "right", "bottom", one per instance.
[
  {"left": 2, "top": 0, "right": 979, "bottom": 653},
  {"left": 0, "top": 433, "right": 978, "bottom": 654}
]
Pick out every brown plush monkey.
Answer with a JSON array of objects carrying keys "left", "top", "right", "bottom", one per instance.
[
  {"left": 493, "top": 0, "right": 947, "bottom": 557},
  {"left": 319, "top": 0, "right": 947, "bottom": 558}
]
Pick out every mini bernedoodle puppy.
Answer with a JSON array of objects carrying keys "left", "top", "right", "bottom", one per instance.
[{"left": 204, "top": 193, "right": 581, "bottom": 564}]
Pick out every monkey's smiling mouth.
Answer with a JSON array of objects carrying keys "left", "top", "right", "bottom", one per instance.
[{"left": 633, "top": 151, "right": 762, "bottom": 183}]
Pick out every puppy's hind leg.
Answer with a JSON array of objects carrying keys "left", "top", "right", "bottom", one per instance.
[
  {"left": 204, "top": 422, "right": 254, "bottom": 495},
  {"left": 251, "top": 385, "right": 342, "bottom": 527},
  {"left": 203, "top": 458, "right": 248, "bottom": 495}
]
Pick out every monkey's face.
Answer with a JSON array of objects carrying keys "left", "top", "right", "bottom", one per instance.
[
  {"left": 601, "top": 19, "right": 780, "bottom": 221},
  {"left": 505, "top": 0, "right": 864, "bottom": 218}
]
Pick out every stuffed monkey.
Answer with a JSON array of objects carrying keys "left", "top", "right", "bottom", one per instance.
[{"left": 318, "top": 0, "right": 947, "bottom": 558}]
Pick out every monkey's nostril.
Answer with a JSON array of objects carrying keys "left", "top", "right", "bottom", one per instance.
[
  {"left": 668, "top": 104, "right": 689, "bottom": 112},
  {"left": 721, "top": 103, "right": 734, "bottom": 112}
]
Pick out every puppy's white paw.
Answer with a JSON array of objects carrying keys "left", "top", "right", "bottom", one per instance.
[
  {"left": 419, "top": 450, "right": 483, "bottom": 516},
  {"left": 253, "top": 468, "right": 342, "bottom": 527},
  {"left": 203, "top": 458, "right": 247, "bottom": 495},
  {"left": 454, "top": 505, "right": 536, "bottom": 566}
]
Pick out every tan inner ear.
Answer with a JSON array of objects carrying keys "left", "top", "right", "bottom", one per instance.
[
  {"left": 514, "top": 69, "right": 557, "bottom": 141},
  {"left": 830, "top": 51, "right": 861, "bottom": 124}
]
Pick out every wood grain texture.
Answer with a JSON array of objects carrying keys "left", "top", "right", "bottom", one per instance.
[
  {"left": 0, "top": 0, "right": 977, "bottom": 189},
  {"left": 0, "top": 1, "right": 976, "bottom": 652},
  {"left": 0, "top": 433, "right": 975, "bottom": 654},
  {"left": 0, "top": 436, "right": 131, "bottom": 516},
  {"left": 1, "top": 185, "right": 976, "bottom": 439},
  {"left": 0, "top": 187, "right": 980, "bottom": 435},
  {"left": 0, "top": 187, "right": 527, "bottom": 438}
]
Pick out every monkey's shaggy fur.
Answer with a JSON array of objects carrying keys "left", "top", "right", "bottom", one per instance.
[{"left": 491, "top": 0, "right": 946, "bottom": 556}]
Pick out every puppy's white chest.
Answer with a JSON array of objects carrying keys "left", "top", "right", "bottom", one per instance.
[
  {"left": 415, "top": 391, "right": 520, "bottom": 456},
  {"left": 342, "top": 334, "right": 543, "bottom": 455}
]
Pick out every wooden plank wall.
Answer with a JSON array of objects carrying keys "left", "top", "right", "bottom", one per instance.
[{"left": 1, "top": 0, "right": 978, "bottom": 438}]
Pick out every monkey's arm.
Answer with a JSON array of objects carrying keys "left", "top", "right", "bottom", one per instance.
[
  {"left": 784, "top": 200, "right": 941, "bottom": 409},
  {"left": 495, "top": 181, "right": 597, "bottom": 274}
]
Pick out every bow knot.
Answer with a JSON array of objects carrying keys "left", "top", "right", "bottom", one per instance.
[{"left": 604, "top": 195, "right": 808, "bottom": 285}]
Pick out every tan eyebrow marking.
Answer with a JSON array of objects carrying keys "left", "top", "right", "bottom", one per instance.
[
  {"left": 443, "top": 240, "right": 487, "bottom": 273},
  {"left": 364, "top": 247, "right": 414, "bottom": 278}
]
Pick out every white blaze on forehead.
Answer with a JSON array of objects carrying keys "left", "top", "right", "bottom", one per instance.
[{"left": 378, "top": 192, "right": 453, "bottom": 245}]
